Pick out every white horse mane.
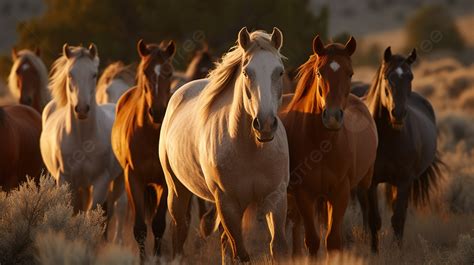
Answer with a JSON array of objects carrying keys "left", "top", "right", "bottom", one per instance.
[
  {"left": 199, "top": 30, "right": 284, "bottom": 120},
  {"left": 49, "top": 46, "right": 99, "bottom": 107},
  {"left": 8, "top": 50, "right": 50, "bottom": 106}
]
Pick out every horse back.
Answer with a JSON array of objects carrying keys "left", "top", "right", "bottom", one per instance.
[{"left": 351, "top": 83, "right": 370, "bottom": 98}]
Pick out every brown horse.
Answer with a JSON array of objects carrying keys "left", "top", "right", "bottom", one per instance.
[
  {"left": 352, "top": 47, "right": 443, "bottom": 252},
  {"left": 9, "top": 48, "right": 50, "bottom": 113},
  {"left": 281, "top": 36, "right": 377, "bottom": 257},
  {"left": 171, "top": 44, "right": 214, "bottom": 92},
  {"left": 111, "top": 39, "right": 175, "bottom": 260},
  {"left": 0, "top": 105, "right": 43, "bottom": 191}
]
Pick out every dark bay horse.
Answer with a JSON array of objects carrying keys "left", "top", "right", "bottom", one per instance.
[
  {"left": 352, "top": 47, "right": 443, "bottom": 252},
  {"left": 281, "top": 36, "right": 377, "bottom": 257},
  {"left": 111, "top": 39, "right": 175, "bottom": 260},
  {"left": 0, "top": 105, "right": 43, "bottom": 190},
  {"left": 9, "top": 48, "right": 50, "bottom": 113}
]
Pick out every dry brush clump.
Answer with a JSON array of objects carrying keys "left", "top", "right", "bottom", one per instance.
[{"left": 0, "top": 175, "right": 137, "bottom": 265}]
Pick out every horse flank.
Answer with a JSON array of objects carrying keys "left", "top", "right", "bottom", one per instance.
[
  {"left": 8, "top": 50, "right": 50, "bottom": 106},
  {"left": 199, "top": 30, "right": 284, "bottom": 120},
  {"left": 49, "top": 46, "right": 99, "bottom": 107}
]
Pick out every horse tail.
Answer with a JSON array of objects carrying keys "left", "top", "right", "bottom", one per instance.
[
  {"left": 384, "top": 184, "right": 396, "bottom": 210},
  {"left": 411, "top": 153, "right": 445, "bottom": 207},
  {"left": 144, "top": 185, "right": 166, "bottom": 222},
  {"left": 199, "top": 203, "right": 220, "bottom": 238}
]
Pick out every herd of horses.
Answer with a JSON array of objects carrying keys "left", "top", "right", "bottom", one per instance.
[{"left": 0, "top": 27, "right": 443, "bottom": 264}]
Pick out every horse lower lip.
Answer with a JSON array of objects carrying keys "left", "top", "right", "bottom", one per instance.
[{"left": 257, "top": 136, "right": 274, "bottom": 142}]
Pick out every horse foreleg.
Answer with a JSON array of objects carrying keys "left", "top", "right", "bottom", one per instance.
[
  {"left": 326, "top": 179, "right": 350, "bottom": 253},
  {"left": 215, "top": 191, "right": 249, "bottom": 263},
  {"left": 127, "top": 169, "right": 147, "bottom": 262},
  {"left": 295, "top": 191, "right": 320, "bottom": 257},
  {"left": 287, "top": 196, "right": 304, "bottom": 259},
  {"left": 368, "top": 183, "right": 381, "bottom": 253},
  {"left": 151, "top": 185, "right": 167, "bottom": 257},
  {"left": 264, "top": 185, "right": 290, "bottom": 262},
  {"left": 391, "top": 181, "right": 411, "bottom": 247}
]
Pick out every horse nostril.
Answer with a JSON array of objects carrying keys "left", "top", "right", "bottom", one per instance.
[
  {"left": 271, "top": 117, "right": 278, "bottom": 130},
  {"left": 252, "top": 118, "right": 261, "bottom": 131},
  {"left": 322, "top": 109, "right": 328, "bottom": 120},
  {"left": 84, "top": 105, "right": 90, "bottom": 113},
  {"left": 74, "top": 105, "right": 79, "bottom": 113},
  {"left": 337, "top": 109, "right": 344, "bottom": 122}
]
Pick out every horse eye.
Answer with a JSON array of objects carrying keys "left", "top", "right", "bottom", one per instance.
[
  {"left": 350, "top": 73, "right": 354, "bottom": 78},
  {"left": 243, "top": 70, "right": 248, "bottom": 78},
  {"left": 93, "top": 73, "right": 97, "bottom": 79},
  {"left": 279, "top": 70, "right": 284, "bottom": 77}
]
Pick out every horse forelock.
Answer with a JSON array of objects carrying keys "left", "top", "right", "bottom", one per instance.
[
  {"left": 49, "top": 46, "right": 99, "bottom": 107},
  {"left": 8, "top": 50, "right": 50, "bottom": 106},
  {"left": 366, "top": 56, "right": 410, "bottom": 118},
  {"left": 199, "top": 30, "right": 284, "bottom": 121}
]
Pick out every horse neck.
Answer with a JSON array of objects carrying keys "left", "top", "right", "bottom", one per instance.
[
  {"left": 228, "top": 76, "right": 253, "bottom": 145},
  {"left": 134, "top": 77, "right": 151, "bottom": 127},
  {"left": 32, "top": 90, "right": 42, "bottom": 112}
]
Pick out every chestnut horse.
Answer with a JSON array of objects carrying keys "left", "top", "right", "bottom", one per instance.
[
  {"left": 160, "top": 28, "right": 289, "bottom": 263},
  {"left": 281, "top": 36, "right": 377, "bottom": 256},
  {"left": 352, "top": 47, "right": 443, "bottom": 252},
  {"left": 9, "top": 48, "right": 50, "bottom": 113},
  {"left": 111, "top": 39, "right": 175, "bottom": 260},
  {"left": 0, "top": 105, "right": 43, "bottom": 191}
]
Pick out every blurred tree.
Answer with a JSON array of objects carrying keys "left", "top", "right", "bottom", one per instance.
[
  {"left": 0, "top": 0, "right": 328, "bottom": 79},
  {"left": 405, "top": 5, "right": 464, "bottom": 53}
]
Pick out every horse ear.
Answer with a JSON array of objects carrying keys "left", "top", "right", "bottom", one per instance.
[
  {"left": 384, "top": 46, "right": 392, "bottom": 63},
  {"left": 344, "top": 36, "right": 356, "bottom": 56},
  {"left": 270, "top": 27, "right": 283, "bottom": 50},
  {"left": 407, "top": 48, "right": 417, "bottom": 65},
  {"left": 137, "top": 39, "right": 150, "bottom": 57},
  {"left": 202, "top": 42, "right": 209, "bottom": 53},
  {"left": 88, "top": 43, "right": 98, "bottom": 59},
  {"left": 11, "top": 47, "right": 18, "bottom": 61},
  {"left": 312, "top": 35, "right": 325, "bottom": 56},
  {"left": 63, "top": 43, "right": 72, "bottom": 59},
  {"left": 34, "top": 47, "right": 41, "bottom": 57},
  {"left": 165, "top": 40, "right": 176, "bottom": 58},
  {"left": 238, "top": 27, "right": 251, "bottom": 50}
]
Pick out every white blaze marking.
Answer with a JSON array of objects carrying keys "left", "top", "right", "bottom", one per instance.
[
  {"left": 154, "top": 64, "right": 161, "bottom": 76},
  {"left": 21, "top": 63, "right": 30, "bottom": 71},
  {"left": 395, "top": 67, "right": 403, "bottom": 77},
  {"left": 329, "top": 61, "right": 340, "bottom": 72}
]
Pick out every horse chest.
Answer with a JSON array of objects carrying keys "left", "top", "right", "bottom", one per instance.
[{"left": 60, "top": 139, "right": 109, "bottom": 178}]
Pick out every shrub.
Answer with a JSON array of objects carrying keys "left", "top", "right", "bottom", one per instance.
[
  {"left": 0, "top": 175, "right": 105, "bottom": 265},
  {"left": 405, "top": 5, "right": 465, "bottom": 53}
]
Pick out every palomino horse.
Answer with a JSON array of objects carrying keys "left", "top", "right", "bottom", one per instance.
[
  {"left": 96, "top": 61, "right": 136, "bottom": 104},
  {"left": 171, "top": 44, "right": 214, "bottom": 92},
  {"left": 352, "top": 47, "right": 443, "bottom": 252},
  {"left": 111, "top": 39, "right": 175, "bottom": 260},
  {"left": 0, "top": 105, "right": 43, "bottom": 190},
  {"left": 40, "top": 44, "right": 122, "bottom": 225},
  {"left": 281, "top": 36, "right": 377, "bottom": 256},
  {"left": 160, "top": 27, "right": 289, "bottom": 263},
  {"left": 9, "top": 48, "right": 50, "bottom": 112}
]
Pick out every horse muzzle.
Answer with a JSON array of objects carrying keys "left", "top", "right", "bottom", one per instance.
[
  {"left": 252, "top": 115, "right": 278, "bottom": 143},
  {"left": 322, "top": 108, "right": 344, "bottom": 131}
]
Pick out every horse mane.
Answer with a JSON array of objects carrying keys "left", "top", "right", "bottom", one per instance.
[
  {"left": 286, "top": 54, "right": 319, "bottom": 112},
  {"left": 49, "top": 46, "right": 99, "bottom": 107},
  {"left": 97, "top": 61, "right": 135, "bottom": 94},
  {"left": 8, "top": 50, "right": 50, "bottom": 105},
  {"left": 365, "top": 64, "right": 385, "bottom": 118},
  {"left": 199, "top": 30, "right": 284, "bottom": 119}
]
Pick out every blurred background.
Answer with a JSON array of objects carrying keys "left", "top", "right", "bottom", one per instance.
[{"left": 0, "top": 1, "right": 473, "bottom": 263}]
